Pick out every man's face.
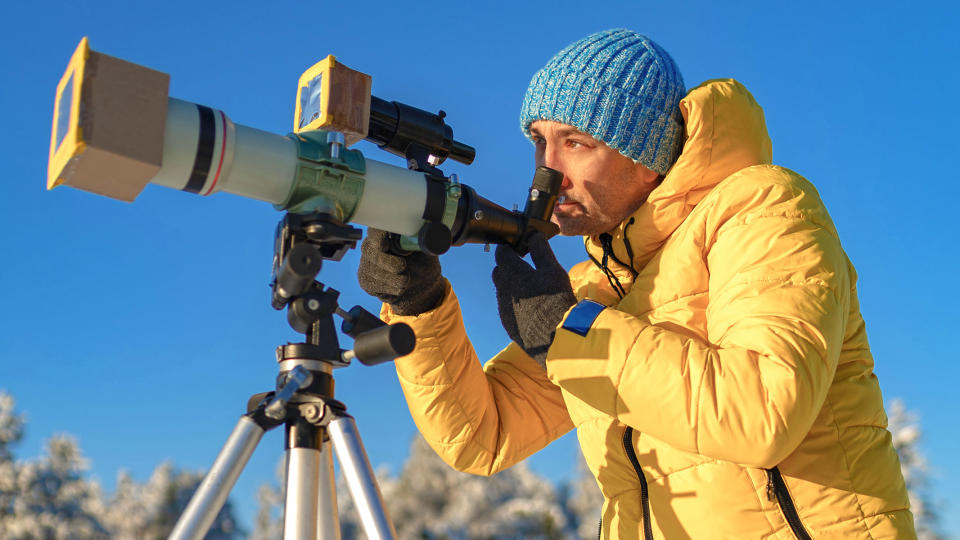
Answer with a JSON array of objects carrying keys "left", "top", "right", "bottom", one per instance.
[{"left": 530, "top": 120, "right": 661, "bottom": 237}]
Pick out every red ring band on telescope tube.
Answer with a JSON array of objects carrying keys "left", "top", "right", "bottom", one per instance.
[{"left": 203, "top": 110, "right": 228, "bottom": 196}]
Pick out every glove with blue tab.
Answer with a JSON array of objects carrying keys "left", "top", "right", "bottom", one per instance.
[{"left": 492, "top": 232, "right": 576, "bottom": 368}]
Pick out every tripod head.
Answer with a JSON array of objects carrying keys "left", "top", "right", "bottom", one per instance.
[
  {"left": 270, "top": 212, "right": 414, "bottom": 367},
  {"left": 170, "top": 212, "right": 409, "bottom": 539}
]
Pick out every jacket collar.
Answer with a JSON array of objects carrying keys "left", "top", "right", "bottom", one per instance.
[{"left": 585, "top": 79, "right": 773, "bottom": 274}]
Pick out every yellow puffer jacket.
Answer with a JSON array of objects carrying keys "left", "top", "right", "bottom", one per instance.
[{"left": 383, "top": 79, "right": 914, "bottom": 539}]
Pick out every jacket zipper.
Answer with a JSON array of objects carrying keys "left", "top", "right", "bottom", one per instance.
[
  {"left": 595, "top": 226, "right": 808, "bottom": 540},
  {"left": 593, "top": 227, "right": 643, "bottom": 539},
  {"left": 622, "top": 426, "right": 654, "bottom": 540},
  {"left": 766, "top": 467, "right": 812, "bottom": 540}
]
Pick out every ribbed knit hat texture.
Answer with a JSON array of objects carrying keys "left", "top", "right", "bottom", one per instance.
[{"left": 520, "top": 29, "right": 686, "bottom": 174}]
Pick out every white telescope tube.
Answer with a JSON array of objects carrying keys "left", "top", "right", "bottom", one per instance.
[
  {"left": 151, "top": 98, "right": 298, "bottom": 205},
  {"left": 350, "top": 158, "right": 427, "bottom": 236},
  {"left": 148, "top": 98, "right": 430, "bottom": 237}
]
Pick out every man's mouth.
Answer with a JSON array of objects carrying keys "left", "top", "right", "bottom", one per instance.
[{"left": 555, "top": 195, "right": 578, "bottom": 210}]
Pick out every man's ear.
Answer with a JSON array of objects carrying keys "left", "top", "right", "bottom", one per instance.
[{"left": 634, "top": 161, "right": 661, "bottom": 188}]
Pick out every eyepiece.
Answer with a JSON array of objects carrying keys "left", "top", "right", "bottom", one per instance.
[{"left": 525, "top": 166, "right": 563, "bottom": 223}]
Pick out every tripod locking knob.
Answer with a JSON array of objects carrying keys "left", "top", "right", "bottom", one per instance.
[{"left": 265, "top": 366, "right": 314, "bottom": 420}]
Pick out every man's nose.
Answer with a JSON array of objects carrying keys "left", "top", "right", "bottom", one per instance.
[
  {"left": 538, "top": 144, "right": 562, "bottom": 172},
  {"left": 537, "top": 149, "right": 571, "bottom": 191},
  {"left": 535, "top": 151, "right": 548, "bottom": 169}
]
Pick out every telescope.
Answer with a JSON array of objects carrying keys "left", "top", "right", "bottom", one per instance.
[
  {"left": 45, "top": 39, "right": 568, "bottom": 539},
  {"left": 47, "top": 38, "right": 562, "bottom": 256}
]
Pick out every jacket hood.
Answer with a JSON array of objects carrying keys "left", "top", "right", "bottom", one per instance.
[{"left": 585, "top": 79, "right": 773, "bottom": 271}]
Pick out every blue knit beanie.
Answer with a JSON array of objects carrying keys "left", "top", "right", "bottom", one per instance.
[{"left": 520, "top": 29, "right": 686, "bottom": 174}]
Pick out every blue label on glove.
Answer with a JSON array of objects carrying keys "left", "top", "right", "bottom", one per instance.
[{"left": 561, "top": 300, "right": 606, "bottom": 337}]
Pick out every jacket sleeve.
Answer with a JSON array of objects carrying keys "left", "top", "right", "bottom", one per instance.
[
  {"left": 546, "top": 169, "right": 850, "bottom": 468},
  {"left": 382, "top": 282, "right": 574, "bottom": 476}
]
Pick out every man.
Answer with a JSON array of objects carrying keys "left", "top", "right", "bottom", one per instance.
[{"left": 358, "top": 29, "right": 915, "bottom": 539}]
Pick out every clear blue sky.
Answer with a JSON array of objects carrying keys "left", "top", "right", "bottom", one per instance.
[{"left": 2, "top": 0, "right": 957, "bottom": 535}]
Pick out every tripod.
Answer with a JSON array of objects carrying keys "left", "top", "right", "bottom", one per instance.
[{"left": 169, "top": 213, "right": 414, "bottom": 540}]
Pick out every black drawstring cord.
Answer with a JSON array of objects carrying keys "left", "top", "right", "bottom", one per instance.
[
  {"left": 599, "top": 233, "right": 628, "bottom": 298},
  {"left": 620, "top": 217, "right": 639, "bottom": 278}
]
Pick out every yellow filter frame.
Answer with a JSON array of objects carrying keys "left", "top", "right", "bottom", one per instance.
[
  {"left": 293, "top": 55, "right": 371, "bottom": 145},
  {"left": 295, "top": 55, "right": 336, "bottom": 134},
  {"left": 48, "top": 37, "right": 89, "bottom": 190},
  {"left": 46, "top": 38, "right": 169, "bottom": 201}
]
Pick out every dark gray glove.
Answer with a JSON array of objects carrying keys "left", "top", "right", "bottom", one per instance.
[
  {"left": 357, "top": 228, "right": 446, "bottom": 316},
  {"left": 492, "top": 232, "right": 576, "bottom": 367}
]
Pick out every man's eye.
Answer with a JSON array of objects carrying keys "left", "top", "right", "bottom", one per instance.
[{"left": 566, "top": 139, "right": 584, "bottom": 148}]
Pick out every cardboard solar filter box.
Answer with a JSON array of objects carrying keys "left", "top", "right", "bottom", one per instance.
[
  {"left": 48, "top": 37, "right": 170, "bottom": 202},
  {"left": 293, "top": 54, "right": 371, "bottom": 145}
]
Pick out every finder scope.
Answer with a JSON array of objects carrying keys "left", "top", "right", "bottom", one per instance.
[
  {"left": 367, "top": 96, "right": 476, "bottom": 167},
  {"left": 47, "top": 39, "right": 561, "bottom": 255}
]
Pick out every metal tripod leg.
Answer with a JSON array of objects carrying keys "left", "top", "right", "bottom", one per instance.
[
  {"left": 317, "top": 440, "right": 341, "bottom": 538},
  {"left": 167, "top": 365, "right": 400, "bottom": 540},
  {"left": 328, "top": 413, "right": 397, "bottom": 540},
  {"left": 284, "top": 437, "right": 340, "bottom": 539},
  {"left": 169, "top": 366, "right": 308, "bottom": 540},
  {"left": 169, "top": 416, "right": 264, "bottom": 540}
]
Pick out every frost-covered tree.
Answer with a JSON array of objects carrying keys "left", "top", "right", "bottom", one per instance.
[
  {"left": 0, "top": 391, "right": 241, "bottom": 539},
  {"left": 888, "top": 399, "right": 945, "bottom": 540},
  {"left": 0, "top": 391, "right": 25, "bottom": 526},
  {"left": 254, "top": 435, "right": 568, "bottom": 539},
  {"left": 249, "top": 481, "right": 284, "bottom": 540},
  {"left": 335, "top": 435, "right": 566, "bottom": 539},
  {"left": 0, "top": 392, "right": 24, "bottom": 462},
  {"left": 249, "top": 458, "right": 285, "bottom": 540},
  {"left": 558, "top": 451, "right": 604, "bottom": 539},
  {"left": 100, "top": 461, "right": 243, "bottom": 539},
  {"left": 5, "top": 435, "right": 109, "bottom": 539},
  {"left": 0, "top": 391, "right": 108, "bottom": 539}
]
